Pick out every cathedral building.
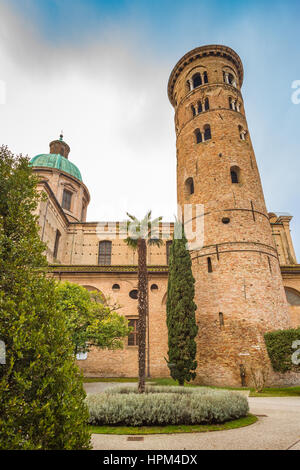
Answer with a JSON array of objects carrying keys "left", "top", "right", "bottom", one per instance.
[{"left": 30, "top": 45, "right": 300, "bottom": 386}]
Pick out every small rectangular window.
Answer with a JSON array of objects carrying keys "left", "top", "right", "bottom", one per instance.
[
  {"left": 128, "top": 319, "right": 138, "bottom": 346},
  {"left": 207, "top": 257, "right": 213, "bottom": 273},
  {"left": 219, "top": 312, "right": 224, "bottom": 327},
  {"left": 98, "top": 241, "right": 112, "bottom": 265},
  {"left": 62, "top": 189, "right": 72, "bottom": 211}
]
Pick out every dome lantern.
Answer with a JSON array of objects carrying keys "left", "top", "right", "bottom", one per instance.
[{"left": 49, "top": 132, "right": 70, "bottom": 159}]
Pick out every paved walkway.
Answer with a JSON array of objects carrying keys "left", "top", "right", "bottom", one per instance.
[{"left": 88, "top": 384, "right": 300, "bottom": 450}]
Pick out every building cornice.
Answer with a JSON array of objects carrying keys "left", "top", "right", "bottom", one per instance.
[
  {"left": 280, "top": 265, "right": 300, "bottom": 275},
  {"left": 49, "top": 264, "right": 169, "bottom": 275}
]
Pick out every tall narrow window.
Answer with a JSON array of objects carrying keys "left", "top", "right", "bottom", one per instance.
[
  {"left": 229, "top": 97, "right": 233, "bottom": 109},
  {"left": 203, "top": 71, "right": 208, "bottom": 83},
  {"left": 219, "top": 312, "right": 224, "bottom": 327},
  {"left": 207, "top": 257, "right": 213, "bottom": 273},
  {"left": 193, "top": 73, "right": 202, "bottom": 88},
  {"left": 198, "top": 101, "right": 202, "bottom": 114},
  {"left": 62, "top": 189, "right": 72, "bottom": 211},
  {"left": 230, "top": 166, "right": 240, "bottom": 184},
  {"left": 98, "top": 240, "right": 112, "bottom": 265},
  {"left": 53, "top": 230, "right": 61, "bottom": 259},
  {"left": 191, "top": 105, "right": 196, "bottom": 117},
  {"left": 204, "top": 125, "right": 211, "bottom": 141},
  {"left": 239, "top": 125, "right": 246, "bottom": 140},
  {"left": 195, "top": 129, "right": 202, "bottom": 144},
  {"left": 166, "top": 240, "right": 172, "bottom": 265},
  {"left": 185, "top": 177, "right": 194, "bottom": 196},
  {"left": 231, "top": 170, "right": 238, "bottom": 183},
  {"left": 204, "top": 97, "right": 209, "bottom": 111},
  {"left": 128, "top": 319, "right": 138, "bottom": 346}
]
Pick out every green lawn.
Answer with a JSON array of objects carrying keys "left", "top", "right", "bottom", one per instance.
[
  {"left": 249, "top": 387, "right": 300, "bottom": 397},
  {"left": 89, "top": 414, "right": 257, "bottom": 435},
  {"left": 83, "top": 376, "right": 300, "bottom": 397}
]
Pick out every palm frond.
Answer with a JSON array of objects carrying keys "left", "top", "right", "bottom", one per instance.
[
  {"left": 126, "top": 212, "right": 139, "bottom": 223},
  {"left": 148, "top": 238, "right": 163, "bottom": 247},
  {"left": 124, "top": 236, "right": 138, "bottom": 249}
]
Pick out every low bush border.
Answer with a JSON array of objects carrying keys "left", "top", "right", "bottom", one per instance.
[
  {"left": 87, "top": 386, "right": 249, "bottom": 427},
  {"left": 89, "top": 414, "right": 257, "bottom": 435}
]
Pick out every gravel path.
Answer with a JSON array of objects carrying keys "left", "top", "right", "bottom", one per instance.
[{"left": 88, "top": 384, "right": 300, "bottom": 450}]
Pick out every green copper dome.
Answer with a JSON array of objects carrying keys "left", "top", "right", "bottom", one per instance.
[{"left": 29, "top": 153, "right": 82, "bottom": 182}]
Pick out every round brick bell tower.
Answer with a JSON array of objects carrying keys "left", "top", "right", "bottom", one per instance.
[{"left": 168, "top": 45, "right": 291, "bottom": 386}]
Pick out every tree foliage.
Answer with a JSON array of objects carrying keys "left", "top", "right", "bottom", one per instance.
[
  {"left": 166, "top": 223, "right": 198, "bottom": 385},
  {"left": 0, "top": 146, "right": 90, "bottom": 449},
  {"left": 55, "top": 282, "right": 131, "bottom": 354}
]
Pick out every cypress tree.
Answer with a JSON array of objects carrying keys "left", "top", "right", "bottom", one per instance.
[
  {"left": 166, "top": 223, "right": 198, "bottom": 385},
  {"left": 0, "top": 146, "right": 90, "bottom": 449}
]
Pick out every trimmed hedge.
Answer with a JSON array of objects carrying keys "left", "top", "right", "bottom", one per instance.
[
  {"left": 86, "top": 386, "right": 249, "bottom": 426},
  {"left": 264, "top": 328, "right": 300, "bottom": 373}
]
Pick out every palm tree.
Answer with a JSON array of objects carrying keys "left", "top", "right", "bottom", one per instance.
[{"left": 125, "top": 211, "right": 162, "bottom": 393}]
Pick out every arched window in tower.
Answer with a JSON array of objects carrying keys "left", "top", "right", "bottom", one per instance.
[
  {"left": 192, "top": 73, "right": 202, "bottom": 88},
  {"left": 185, "top": 177, "right": 194, "bottom": 196},
  {"left": 195, "top": 128, "right": 202, "bottom": 144},
  {"left": 204, "top": 124, "right": 212, "bottom": 141},
  {"left": 239, "top": 125, "right": 246, "bottom": 140},
  {"left": 230, "top": 167, "right": 240, "bottom": 184},
  {"left": 229, "top": 97, "right": 234, "bottom": 110},
  {"left": 191, "top": 104, "right": 196, "bottom": 117},
  {"left": 204, "top": 97, "right": 209, "bottom": 111},
  {"left": 203, "top": 71, "right": 208, "bottom": 83},
  {"left": 197, "top": 101, "right": 203, "bottom": 114},
  {"left": 228, "top": 73, "right": 234, "bottom": 85},
  {"left": 98, "top": 240, "right": 112, "bottom": 265}
]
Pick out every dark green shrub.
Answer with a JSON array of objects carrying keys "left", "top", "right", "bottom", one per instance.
[
  {"left": 166, "top": 223, "right": 198, "bottom": 385},
  {"left": 264, "top": 328, "right": 300, "bottom": 373}
]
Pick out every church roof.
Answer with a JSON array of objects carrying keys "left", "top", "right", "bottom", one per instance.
[{"left": 29, "top": 153, "right": 82, "bottom": 181}]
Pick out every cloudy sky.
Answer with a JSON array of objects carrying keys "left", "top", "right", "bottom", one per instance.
[{"left": 1, "top": 0, "right": 300, "bottom": 258}]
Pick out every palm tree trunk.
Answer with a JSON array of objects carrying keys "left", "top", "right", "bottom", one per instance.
[{"left": 137, "top": 238, "right": 147, "bottom": 393}]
